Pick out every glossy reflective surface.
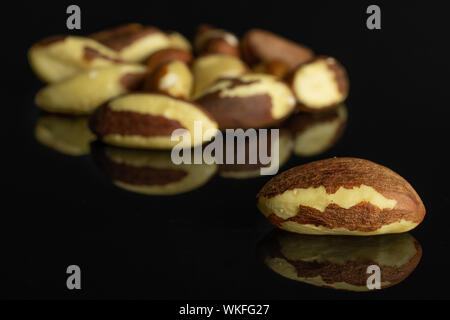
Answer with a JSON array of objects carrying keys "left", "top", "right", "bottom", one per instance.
[{"left": 4, "top": 1, "right": 450, "bottom": 300}]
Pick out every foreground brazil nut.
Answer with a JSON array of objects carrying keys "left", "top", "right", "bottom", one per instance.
[
  {"left": 89, "top": 93, "right": 218, "bottom": 149},
  {"left": 195, "top": 74, "right": 296, "bottom": 130},
  {"left": 35, "top": 64, "right": 146, "bottom": 115},
  {"left": 257, "top": 158, "right": 426, "bottom": 235},
  {"left": 289, "top": 56, "right": 349, "bottom": 111},
  {"left": 28, "top": 36, "right": 122, "bottom": 83},
  {"left": 259, "top": 230, "right": 422, "bottom": 291}
]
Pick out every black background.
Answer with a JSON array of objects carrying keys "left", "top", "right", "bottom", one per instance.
[{"left": 2, "top": 0, "right": 449, "bottom": 300}]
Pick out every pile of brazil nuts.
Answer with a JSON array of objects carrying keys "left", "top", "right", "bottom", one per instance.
[
  {"left": 29, "top": 24, "right": 426, "bottom": 236},
  {"left": 29, "top": 23, "right": 349, "bottom": 150}
]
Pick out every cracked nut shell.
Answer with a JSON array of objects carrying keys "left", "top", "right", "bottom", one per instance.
[{"left": 257, "top": 157, "right": 426, "bottom": 235}]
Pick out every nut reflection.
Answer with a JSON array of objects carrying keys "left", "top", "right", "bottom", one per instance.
[
  {"left": 34, "top": 115, "right": 95, "bottom": 156},
  {"left": 286, "top": 104, "right": 347, "bottom": 157},
  {"left": 218, "top": 129, "right": 293, "bottom": 179},
  {"left": 92, "top": 145, "right": 217, "bottom": 195},
  {"left": 259, "top": 229, "right": 422, "bottom": 291}
]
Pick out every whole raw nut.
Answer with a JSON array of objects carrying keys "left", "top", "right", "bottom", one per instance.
[
  {"left": 28, "top": 35, "right": 123, "bottom": 83},
  {"left": 286, "top": 104, "right": 347, "bottom": 157},
  {"left": 90, "top": 23, "right": 171, "bottom": 62},
  {"left": 195, "top": 74, "right": 296, "bottom": 130},
  {"left": 288, "top": 56, "right": 349, "bottom": 112},
  {"left": 35, "top": 64, "right": 146, "bottom": 115},
  {"left": 252, "top": 60, "right": 290, "bottom": 79},
  {"left": 166, "top": 31, "right": 192, "bottom": 52},
  {"left": 89, "top": 93, "right": 218, "bottom": 149},
  {"left": 92, "top": 145, "right": 217, "bottom": 195},
  {"left": 241, "top": 29, "right": 314, "bottom": 70},
  {"left": 142, "top": 60, "right": 193, "bottom": 99},
  {"left": 194, "top": 24, "right": 240, "bottom": 57},
  {"left": 192, "top": 54, "right": 248, "bottom": 98},
  {"left": 257, "top": 157, "right": 426, "bottom": 235},
  {"left": 259, "top": 230, "right": 422, "bottom": 291},
  {"left": 34, "top": 115, "right": 95, "bottom": 156},
  {"left": 145, "top": 48, "right": 193, "bottom": 73},
  {"left": 219, "top": 129, "right": 293, "bottom": 179}
]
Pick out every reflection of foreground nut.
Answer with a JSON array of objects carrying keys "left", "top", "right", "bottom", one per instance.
[
  {"left": 287, "top": 104, "right": 347, "bottom": 157},
  {"left": 89, "top": 23, "right": 171, "bottom": 62},
  {"left": 219, "top": 129, "right": 293, "bottom": 179},
  {"left": 92, "top": 146, "right": 217, "bottom": 195},
  {"left": 28, "top": 36, "right": 122, "bottom": 83},
  {"left": 143, "top": 60, "right": 193, "bottom": 99},
  {"left": 195, "top": 74, "right": 296, "bottom": 130},
  {"left": 89, "top": 93, "right": 218, "bottom": 149},
  {"left": 241, "top": 29, "right": 314, "bottom": 70},
  {"left": 257, "top": 158, "right": 426, "bottom": 235},
  {"left": 35, "top": 64, "right": 146, "bottom": 115},
  {"left": 192, "top": 54, "right": 248, "bottom": 98},
  {"left": 289, "top": 56, "right": 349, "bottom": 111},
  {"left": 259, "top": 230, "right": 422, "bottom": 291},
  {"left": 194, "top": 24, "right": 240, "bottom": 57},
  {"left": 34, "top": 115, "right": 95, "bottom": 156}
]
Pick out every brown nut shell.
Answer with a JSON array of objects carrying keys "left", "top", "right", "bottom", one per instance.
[
  {"left": 259, "top": 230, "right": 422, "bottom": 291},
  {"left": 241, "top": 29, "right": 314, "bottom": 70},
  {"left": 89, "top": 93, "right": 218, "bottom": 149},
  {"left": 195, "top": 74, "right": 296, "bottom": 130},
  {"left": 257, "top": 157, "right": 426, "bottom": 235},
  {"left": 252, "top": 60, "right": 290, "bottom": 79},
  {"left": 289, "top": 56, "right": 349, "bottom": 112}
]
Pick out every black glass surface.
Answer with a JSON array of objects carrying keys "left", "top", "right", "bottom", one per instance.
[{"left": 3, "top": 1, "right": 449, "bottom": 300}]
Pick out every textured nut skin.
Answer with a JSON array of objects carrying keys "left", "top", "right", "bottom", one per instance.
[
  {"left": 194, "top": 24, "right": 240, "bottom": 57},
  {"left": 252, "top": 60, "right": 290, "bottom": 79},
  {"left": 145, "top": 48, "right": 193, "bottom": 73},
  {"left": 192, "top": 54, "right": 249, "bottom": 97},
  {"left": 89, "top": 93, "right": 218, "bottom": 149},
  {"left": 195, "top": 74, "right": 296, "bottom": 130},
  {"left": 35, "top": 64, "right": 146, "bottom": 115},
  {"left": 289, "top": 56, "right": 349, "bottom": 112},
  {"left": 142, "top": 60, "right": 193, "bottom": 99},
  {"left": 219, "top": 129, "right": 293, "bottom": 179},
  {"left": 286, "top": 104, "right": 347, "bottom": 157},
  {"left": 259, "top": 230, "right": 422, "bottom": 291},
  {"left": 90, "top": 23, "right": 171, "bottom": 62},
  {"left": 241, "top": 29, "right": 314, "bottom": 70},
  {"left": 92, "top": 145, "right": 217, "bottom": 195},
  {"left": 34, "top": 115, "right": 95, "bottom": 156},
  {"left": 28, "top": 36, "right": 123, "bottom": 83},
  {"left": 257, "top": 157, "right": 426, "bottom": 235}
]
